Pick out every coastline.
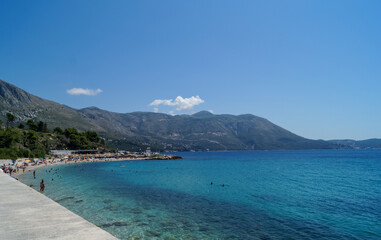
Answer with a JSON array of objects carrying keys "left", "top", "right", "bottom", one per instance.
[
  {"left": 4, "top": 153, "right": 182, "bottom": 179},
  {"left": 11, "top": 157, "right": 146, "bottom": 178}
]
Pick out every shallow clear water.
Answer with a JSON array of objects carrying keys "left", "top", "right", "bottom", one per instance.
[{"left": 19, "top": 150, "right": 381, "bottom": 239}]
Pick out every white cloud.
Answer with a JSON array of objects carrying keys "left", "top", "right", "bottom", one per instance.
[
  {"left": 168, "top": 110, "right": 175, "bottom": 116},
  {"left": 153, "top": 107, "right": 159, "bottom": 113},
  {"left": 208, "top": 110, "right": 214, "bottom": 113},
  {"left": 67, "top": 88, "right": 103, "bottom": 96},
  {"left": 150, "top": 96, "right": 204, "bottom": 111}
]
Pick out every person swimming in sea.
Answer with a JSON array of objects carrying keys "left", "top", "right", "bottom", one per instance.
[
  {"left": 33, "top": 170, "right": 36, "bottom": 179},
  {"left": 40, "top": 179, "right": 45, "bottom": 192}
]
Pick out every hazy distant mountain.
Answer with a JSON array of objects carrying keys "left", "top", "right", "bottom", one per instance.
[
  {"left": 328, "top": 139, "right": 381, "bottom": 149},
  {"left": 79, "top": 107, "right": 334, "bottom": 151},
  {"left": 0, "top": 79, "right": 336, "bottom": 151}
]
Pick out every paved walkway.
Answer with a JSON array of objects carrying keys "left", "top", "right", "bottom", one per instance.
[{"left": 0, "top": 171, "right": 118, "bottom": 240}]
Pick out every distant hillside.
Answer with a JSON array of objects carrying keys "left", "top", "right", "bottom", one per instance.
[
  {"left": 0, "top": 78, "right": 337, "bottom": 151},
  {"left": 0, "top": 79, "right": 105, "bottom": 133},
  {"left": 328, "top": 139, "right": 381, "bottom": 149},
  {"left": 80, "top": 107, "right": 334, "bottom": 151}
]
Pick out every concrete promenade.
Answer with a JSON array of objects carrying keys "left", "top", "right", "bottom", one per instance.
[{"left": 0, "top": 171, "right": 118, "bottom": 240}]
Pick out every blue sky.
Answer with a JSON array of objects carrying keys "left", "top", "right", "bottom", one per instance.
[{"left": 1, "top": 0, "right": 381, "bottom": 140}]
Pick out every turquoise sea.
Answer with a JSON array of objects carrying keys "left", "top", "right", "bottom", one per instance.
[{"left": 19, "top": 150, "right": 381, "bottom": 239}]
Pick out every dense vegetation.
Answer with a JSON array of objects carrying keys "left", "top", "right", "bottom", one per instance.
[{"left": 0, "top": 114, "right": 107, "bottom": 160}]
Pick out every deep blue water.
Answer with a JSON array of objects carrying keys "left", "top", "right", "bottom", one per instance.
[{"left": 19, "top": 150, "right": 381, "bottom": 239}]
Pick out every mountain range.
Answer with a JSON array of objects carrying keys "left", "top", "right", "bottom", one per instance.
[{"left": 1, "top": 79, "right": 378, "bottom": 151}]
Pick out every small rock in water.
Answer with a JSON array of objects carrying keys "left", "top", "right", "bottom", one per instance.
[
  {"left": 104, "top": 203, "right": 123, "bottom": 211},
  {"left": 164, "top": 236, "right": 176, "bottom": 240},
  {"left": 103, "top": 199, "right": 113, "bottom": 204},
  {"left": 199, "top": 226, "right": 209, "bottom": 232},
  {"left": 56, "top": 196, "right": 75, "bottom": 202},
  {"left": 160, "top": 221, "right": 177, "bottom": 229},
  {"left": 146, "top": 230, "right": 162, "bottom": 237},
  {"left": 129, "top": 208, "right": 142, "bottom": 214},
  {"left": 75, "top": 200, "right": 83, "bottom": 203},
  {"left": 98, "top": 221, "right": 131, "bottom": 228},
  {"left": 128, "top": 235, "right": 142, "bottom": 240},
  {"left": 113, "top": 221, "right": 131, "bottom": 226}
]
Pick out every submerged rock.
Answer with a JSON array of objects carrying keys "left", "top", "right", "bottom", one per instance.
[
  {"left": 98, "top": 221, "right": 131, "bottom": 228},
  {"left": 128, "top": 235, "right": 142, "bottom": 240},
  {"left": 114, "top": 221, "right": 131, "bottom": 226},
  {"left": 146, "top": 230, "right": 162, "bottom": 237},
  {"left": 198, "top": 226, "right": 209, "bottom": 232},
  {"left": 104, "top": 203, "right": 123, "bottom": 211},
  {"left": 129, "top": 208, "right": 143, "bottom": 214},
  {"left": 164, "top": 236, "right": 176, "bottom": 240},
  {"left": 160, "top": 221, "right": 177, "bottom": 229},
  {"left": 55, "top": 196, "right": 75, "bottom": 202}
]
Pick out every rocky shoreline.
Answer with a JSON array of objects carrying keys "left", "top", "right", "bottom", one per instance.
[{"left": 145, "top": 154, "right": 182, "bottom": 160}]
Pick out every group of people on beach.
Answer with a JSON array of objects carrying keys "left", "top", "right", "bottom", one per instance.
[
  {"left": 1, "top": 163, "right": 45, "bottom": 192},
  {"left": 1, "top": 163, "right": 26, "bottom": 176}
]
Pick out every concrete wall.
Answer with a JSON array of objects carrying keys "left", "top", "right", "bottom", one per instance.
[{"left": 0, "top": 172, "right": 118, "bottom": 240}]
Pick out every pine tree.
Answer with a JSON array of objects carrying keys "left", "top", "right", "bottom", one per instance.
[{"left": 6, "top": 113, "right": 15, "bottom": 128}]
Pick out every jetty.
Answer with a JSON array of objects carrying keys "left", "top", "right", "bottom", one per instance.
[{"left": 0, "top": 171, "right": 117, "bottom": 240}]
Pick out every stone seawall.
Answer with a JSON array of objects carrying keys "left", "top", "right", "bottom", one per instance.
[{"left": 0, "top": 171, "right": 118, "bottom": 240}]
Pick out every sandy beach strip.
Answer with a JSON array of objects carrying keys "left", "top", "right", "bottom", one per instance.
[{"left": 9, "top": 157, "right": 145, "bottom": 178}]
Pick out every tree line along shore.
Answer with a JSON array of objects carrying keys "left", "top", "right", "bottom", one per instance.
[{"left": 0, "top": 112, "right": 109, "bottom": 160}]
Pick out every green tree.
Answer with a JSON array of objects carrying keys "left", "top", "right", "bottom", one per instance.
[
  {"left": 6, "top": 113, "right": 15, "bottom": 128},
  {"left": 43, "top": 122, "right": 48, "bottom": 132},
  {"left": 68, "top": 134, "right": 81, "bottom": 149},
  {"left": 26, "top": 119, "right": 37, "bottom": 131},
  {"left": 37, "top": 121, "right": 44, "bottom": 132},
  {"left": 0, "top": 128, "right": 21, "bottom": 148},
  {"left": 64, "top": 128, "right": 78, "bottom": 138},
  {"left": 18, "top": 123, "right": 25, "bottom": 129},
  {"left": 53, "top": 127, "right": 63, "bottom": 135},
  {"left": 85, "top": 131, "right": 99, "bottom": 142},
  {"left": 26, "top": 130, "right": 38, "bottom": 146}
]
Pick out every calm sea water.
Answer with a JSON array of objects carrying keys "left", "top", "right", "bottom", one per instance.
[{"left": 19, "top": 150, "right": 381, "bottom": 239}]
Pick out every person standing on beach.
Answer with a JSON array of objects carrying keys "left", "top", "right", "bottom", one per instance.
[{"left": 40, "top": 179, "right": 45, "bottom": 192}]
